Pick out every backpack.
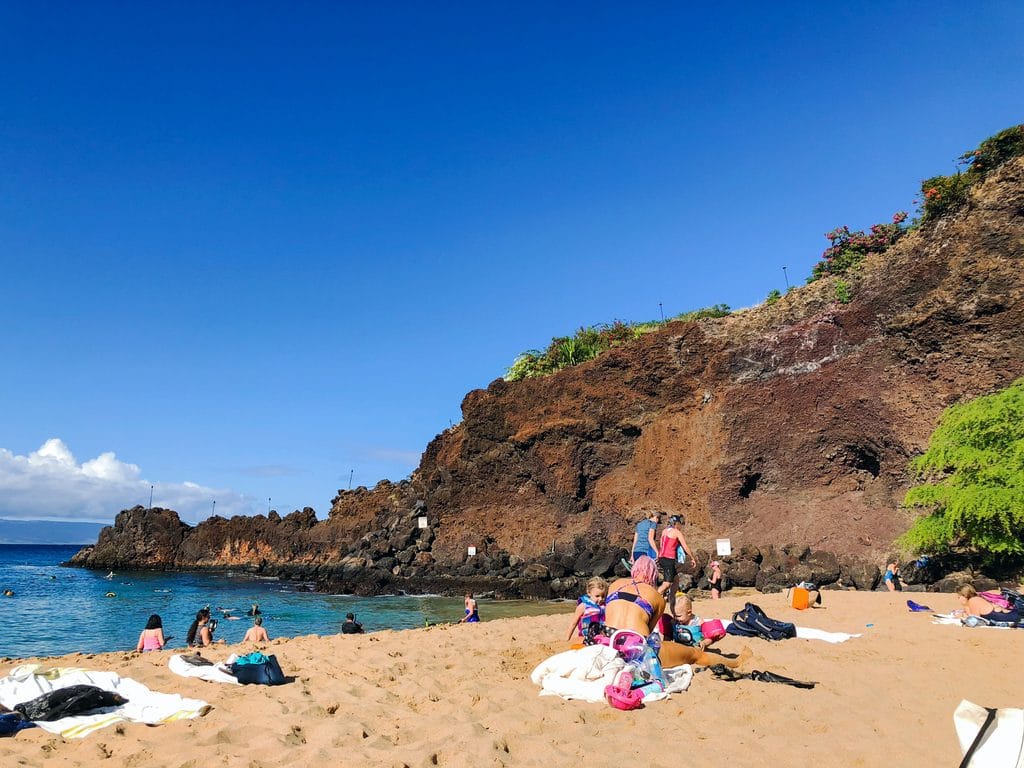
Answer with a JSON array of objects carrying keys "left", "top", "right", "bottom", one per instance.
[
  {"left": 726, "top": 602, "right": 797, "bottom": 641},
  {"left": 1000, "top": 588, "right": 1024, "bottom": 615}
]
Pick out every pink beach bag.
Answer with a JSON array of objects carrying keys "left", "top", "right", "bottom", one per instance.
[{"left": 701, "top": 619, "right": 726, "bottom": 641}]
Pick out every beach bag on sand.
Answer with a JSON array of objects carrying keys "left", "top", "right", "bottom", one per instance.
[
  {"left": 230, "top": 653, "right": 286, "bottom": 686},
  {"left": 954, "top": 700, "right": 1024, "bottom": 767},
  {"left": 13, "top": 685, "right": 128, "bottom": 721},
  {"left": 727, "top": 603, "right": 796, "bottom": 641},
  {"left": 0, "top": 713, "right": 35, "bottom": 736}
]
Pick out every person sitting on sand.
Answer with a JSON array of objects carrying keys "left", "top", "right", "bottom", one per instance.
[
  {"left": 243, "top": 616, "right": 269, "bottom": 643},
  {"left": 136, "top": 614, "right": 165, "bottom": 652},
  {"left": 567, "top": 577, "right": 607, "bottom": 641},
  {"left": 602, "top": 556, "right": 750, "bottom": 669},
  {"left": 187, "top": 608, "right": 222, "bottom": 647},
  {"left": 460, "top": 593, "right": 480, "bottom": 623},
  {"left": 883, "top": 562, "right": 902, "bottom": 592},
  {"left": 341, "top": 613, "right": 364, "bottom": 634},
  {"left": 954, "top": 584, "right": 1021, "bottom": 624}
]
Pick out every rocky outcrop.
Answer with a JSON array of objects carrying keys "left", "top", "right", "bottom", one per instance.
[{"left": 70, "top": 156, "right": 1024, "bottom": 594}]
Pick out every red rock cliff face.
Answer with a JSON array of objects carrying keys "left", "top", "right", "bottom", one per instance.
[
  {"left": 409, "top": 156, "right": 1024, "bottom": 564},
  {"left": 71, "top": 158, "right": 1024, "bottom": 578}
]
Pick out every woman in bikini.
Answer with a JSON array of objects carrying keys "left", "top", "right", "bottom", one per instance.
[
  {"left": 603, "top": 556, "right": 750, "bottom": 669},
  {"left": 955, "top": 584, "right": 1021, "bottom": 624}
]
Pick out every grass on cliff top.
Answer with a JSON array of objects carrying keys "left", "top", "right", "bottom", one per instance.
[
  {"left": 505, "top": 124, "right": 1024, "bottom": 383},
  {"left": 504, "top": 306, "right": 731, "bottom": 382}
]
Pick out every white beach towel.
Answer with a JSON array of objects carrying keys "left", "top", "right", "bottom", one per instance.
[
  {"left": 0, "top": 665, "right": 210, "bottom": 738},
  {"left": 531, "top": 645, "right": 624, "bottom": 702},
  {"left": 718, "top": 619, "right": 860, "bottom": 643},
  {"left": 531, "top": 645, "right": 693, "bottom": 703},
  {"left": 954, "top": 700, "right": 1024, "bottom": 767},
  {"left": 793, "top": 626, "right": 862, "bottom": 643},
  {"left": 168, "top": 654, "right": 240, "bottom": 685}
]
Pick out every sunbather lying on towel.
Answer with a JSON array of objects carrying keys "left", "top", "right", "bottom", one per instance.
[
  {"left": 954, "top": 585, "right": 1021, "bottom": 624},
  {"left": 600, "top": 556, "right": 751, "bottom": 669}
]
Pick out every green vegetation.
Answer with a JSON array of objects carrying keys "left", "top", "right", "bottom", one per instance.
[
  {"left": 900, "top": 378, "right": 1024, "bottom": 561},
  {"left": 834, "top": 279, "right": 851, "bottom": 304},
  {"left": 765, "top": 289, "right": 782, "bottom": 305},
  {"left": 920, "top": 125, "right": 1024, "bottom": 220},
  {"left": 505, "top": 305, "right": 731, "bottom": 381}
]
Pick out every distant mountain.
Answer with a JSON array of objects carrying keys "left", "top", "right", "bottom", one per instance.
[{"left": 0, "top": 519, "right": 107, "bottom": 545}]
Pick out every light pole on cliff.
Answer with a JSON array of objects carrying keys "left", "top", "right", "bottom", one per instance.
[
  {"left": 782, "top": 266, "right": 790, "bottom": 290},
  {"left": 149, "top": 485, "right": 153, "bottom": 511},
  {"left": 267, "top": 497, "right": 271, "bottom": 514},
  {"left": 211, "top": 500, "right": 216, "bottom": 517},
  {"left": 348, "top": 470, "right": 354, "bottom": 490},
  {"left": 659, "top": 302, "right": 664, "bottom": 323}
]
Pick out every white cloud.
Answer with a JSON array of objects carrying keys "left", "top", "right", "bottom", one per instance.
[{"left": 0, "top": 439, "right": 255, "bottom": 525}]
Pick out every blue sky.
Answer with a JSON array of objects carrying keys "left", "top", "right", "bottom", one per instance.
[{"left": 2, "top": 3, "right": 1022, "bottom": 535}]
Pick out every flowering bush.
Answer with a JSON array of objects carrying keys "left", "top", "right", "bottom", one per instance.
[
  {"left": 808, "top": 211, "right": 908, "bottom": 282},
  {"left": 919, "top": 125, "right": 1024, "bottom": 220}
]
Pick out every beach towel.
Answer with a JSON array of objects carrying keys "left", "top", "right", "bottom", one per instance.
[
  {"left": 954, "top": 700, "right": 1024, "bottom": 767},
  {"left": 793, "top": 626, "right": 862, "bottom": 643},
  {"left": 0, "top": 665, "right": 210, "bottom": 738},
  {"left": 531, "top": 646, "right": 693, "bottom": 703},
  {"left": 531, "top": 645, "right": 625, "bottom": 702},
  {"left": 718, "top": 621, "right": 860, "bottom": 644},
  {"left": 168, "top": 654, "right": 240, "bottom": 685}
]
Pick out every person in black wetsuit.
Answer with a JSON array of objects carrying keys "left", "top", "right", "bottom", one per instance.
[{"left": 341, "top": 613, "right": 364, "bottom": 634}]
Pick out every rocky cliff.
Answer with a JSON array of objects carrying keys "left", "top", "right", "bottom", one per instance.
[{"left": 70, "top": 155, "right": 1024, "bottom": 596}]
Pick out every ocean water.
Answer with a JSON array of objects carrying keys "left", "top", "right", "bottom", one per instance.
[{"left": 0, "top": 545, "right": 566, "bottom": 658}]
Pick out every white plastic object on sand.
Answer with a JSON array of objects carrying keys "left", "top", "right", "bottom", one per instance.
[{"left": 954, "top": 699, "right": 1024, "bottom": 767}]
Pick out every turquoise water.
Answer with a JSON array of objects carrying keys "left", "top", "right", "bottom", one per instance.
[{"left": 0, "top": 545, "right": 565, "bottom": 658}]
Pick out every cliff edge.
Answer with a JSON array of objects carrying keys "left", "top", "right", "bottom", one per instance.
[{"left": 70, "top": 154, "right": 1024, "bottom": 594}]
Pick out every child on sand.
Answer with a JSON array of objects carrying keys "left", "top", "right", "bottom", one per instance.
[
  {"left": 566, "top": 577, "right": 608, "bottom": 641},
  {"left": 708, "top": 560, "right": 723, "bottom": 599}
]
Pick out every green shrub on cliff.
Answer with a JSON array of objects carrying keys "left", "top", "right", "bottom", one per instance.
[
  {"left": 900, "top": 378, "right": 1024, "bottom": 560},
  {"left": 919, "top": 124, "right": 1024, "bottom": 220},
  {"left": 504, "top": 306, "right": 732, "bottom": 381}
]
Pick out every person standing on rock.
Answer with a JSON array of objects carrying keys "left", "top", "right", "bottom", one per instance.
[
  {"left": 631, "top": 511, "right": 660, "bottom": 564},
  {"left": 656, "top": 515, "right": 694, "bottom": 597}
]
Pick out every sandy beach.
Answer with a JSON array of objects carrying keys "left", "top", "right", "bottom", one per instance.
[{"left": 0, "top": 590, "right": 1018, "bottom": 767}]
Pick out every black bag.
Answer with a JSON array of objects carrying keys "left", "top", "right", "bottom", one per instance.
[
  {"left": 726, "top": 602, "right": 797, "bottom": 641},
  {"left": 14, "top": 685, "right": 128, "bottom": 721},
  {"left": 231, "top": 655, "right": 286, "bottom": 685},
  {"left": 1001, "top": 588, "right": 1024, "bottom": 615}
]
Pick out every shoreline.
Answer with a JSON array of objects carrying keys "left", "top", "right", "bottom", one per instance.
[{"left": 1, "top": 591, "right": 1018, "bottom": 766}]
